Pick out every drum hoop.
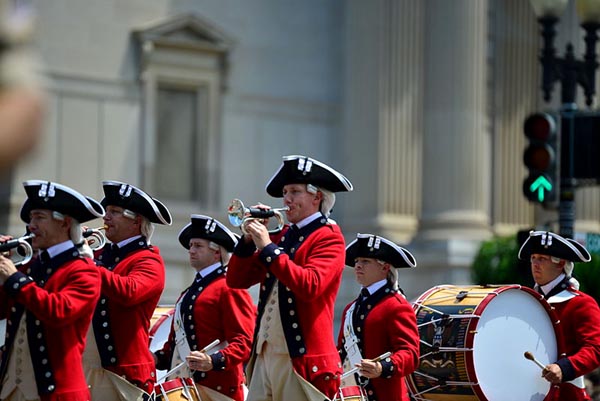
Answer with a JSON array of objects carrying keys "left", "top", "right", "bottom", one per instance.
[
  {"left": 156, "top": 377, "right": 195, "bottom": 392},
  {"left": 409, "top": 285, "right": 563, "bottom": 401},
  {"left": 149, "top": 307, "right": 175, "bottom": 338},
  {"left": 468, "top": 286, "right": 562, "bottom": 401},
  {"left": 336, "top": 385, "right": 366, "bottom": 400}
]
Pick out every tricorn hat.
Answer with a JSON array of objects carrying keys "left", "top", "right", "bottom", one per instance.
[
  {"left": 345, "top": 233, "right": 417, "bottom": 269},
  {"left": 101, "top": 180, "right": 172, "bottom": 225},
  {"left": 265, "top": 155, "right": 353, "bottom": 198},
  {"left": 178, "top": 215, "right": 238, "bottom": 252},
  {"left": 20, "top": 180, "right": 105, "bottom": 223},
  {"left": 518, "top": 231, "right": 591, "bottom": 263}
]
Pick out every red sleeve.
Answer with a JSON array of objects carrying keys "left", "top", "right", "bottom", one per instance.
[
  {"left": 218, "top": 287, "right": 256, "bottom": 368},
  {"left": 226, "top": 241, "right": 268, "bottom": 290},
  {"left": 386, "top": 297, "right": 420, "bottom": 377},
  {"left": 98, "top": 251, "right": 164, "bottom": 307},
  {"left": 266, "top": 226, "right": 346, "bottom": 301},
  {"left": 563, "top": 294, "right": 600, "bottom": 376},
  {"left": 14, "top": 259, "right": 100, "bottom": 327}
]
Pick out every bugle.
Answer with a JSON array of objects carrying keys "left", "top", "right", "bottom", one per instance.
[
  {"left": 0, "top": 233, "right": 35, "bottom": 266},
  {"left": 227, "top": 199, "right": 289, "bottom": 235},
  {"left": 83, "top": 226, "right": 107, "bottom": 250}
]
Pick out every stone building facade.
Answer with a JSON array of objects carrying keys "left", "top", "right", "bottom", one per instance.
[{"left": 4, "top": 0, "right": 600, "bottom": 311}]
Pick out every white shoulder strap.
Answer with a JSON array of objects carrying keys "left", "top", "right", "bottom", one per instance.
[
  {"left": 174, "top": 294, "right": 192, "bottom": 361},
  {"left": 343, "top": 302, "right": 364, "bottom": 367},
  {"left": 547, "top": 289, "right": 577, "bottom": 304}
]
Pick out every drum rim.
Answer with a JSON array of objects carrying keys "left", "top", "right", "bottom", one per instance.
[
  {"left": 149, "top": 306, "right": 175, "bottom": 337},
  {"left": 155, "top": 376, "right": 195, "bottom": 392},
  {"left": 408, "top": 284, "right": 563, "bottom": 400}
]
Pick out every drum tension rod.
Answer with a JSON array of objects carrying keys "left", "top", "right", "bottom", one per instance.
[{"left": 455, "top": 291, "right": 468, "bottom": 301}]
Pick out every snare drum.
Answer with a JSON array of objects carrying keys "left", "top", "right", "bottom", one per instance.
[
  {"left": 149, "top": 306, "right": 175, "bottom": 383},
  {"left": 333, "top": 385, "right": 366, "bottom": 401},
  {"left": 407, "top": 285, "right": 560, "bottom": 401},
  {"left": 155, "top": 377, "right": 201, "bottom": 401},
  {"left": 150, "top": 306, "right": 175, "bottom": 352}
]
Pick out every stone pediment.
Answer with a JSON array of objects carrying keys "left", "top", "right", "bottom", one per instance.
[{"left": 134, "top": 13, "right": 234, "bottom": 53}]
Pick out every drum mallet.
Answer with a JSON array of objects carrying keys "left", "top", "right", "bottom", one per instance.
[
  {"left": 524, "top": 351, "right": 546, "bottom": 370},
  {"left": 341, "top": 352, "right": 392, "bottom": 379},
  {"left": 157, "top": 339, "right": 221, "bottom": 382}
]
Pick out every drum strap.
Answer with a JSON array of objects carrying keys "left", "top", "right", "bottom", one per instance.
[
  {"left": 343, "top": 302, "right": 364, "bottom": 367},
  {"left": 174, "top": 300, "right": 192, "bottom": 362}
]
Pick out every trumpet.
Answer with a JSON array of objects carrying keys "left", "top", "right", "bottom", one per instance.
[
  {"left": 83, "top": 226, "right": 107, "bottom": 251},
  {"left": 0, "top": 233, "right": 35, "bottom": 266},
  {"left": 227, "top": 199, "right": 289, "bottom": 235}
]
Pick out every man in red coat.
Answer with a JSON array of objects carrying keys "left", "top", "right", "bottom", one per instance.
[
  {"left": 337, "top": 233, "right": 420, "bottom": 401},
  {"left": 0, "top": 180, "right": 105, "bottom": 401},
  {"left": 519, "top": 230, "right": 600, "bottom": 401},
  {"left": 154, "top": 215, "right": 256, "bottom": 401},
  {"left": 84, "top": 180, "right": 171, "bottom": 401},
  {"left": 226, "top": 155, "right": 353, "bottom": 401}
]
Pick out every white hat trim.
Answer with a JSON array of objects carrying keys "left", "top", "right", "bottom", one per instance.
[
  {"left": 24, "top": 179, "right": 104, "bottom": 219},
  {"left": 265, "top": 155, "right": 354, "bottom": 193},
  {"left": 102, "top": 180, "right": 171, "bottom": 225},
  {"left": 353, "top": 233, "right": 417, "bottom": 268},
  {"left": 527, "top": 230, "right": 591, "bottom": 262},
  {"left": 178, "top": 214, "right": 238, "bottom": 245}
]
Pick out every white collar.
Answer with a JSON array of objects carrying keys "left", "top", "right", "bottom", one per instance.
[
  {"left": 116, "top": 235, "right": 142, "bottom": 248},
  {"left": 45, "top": 240, "right": 75, "bottom": 258},
  {"left": 294, "top": 212, "right": 322, "bottom": 229},
  {"left": 539, "top": 273, "right": 566, "bottom": 295},
  {"left": 363, "top": 279, "right": 388, "bottom": 296},
  {"left": 196, "top": 262, "right": 222, "bottom": 279}
]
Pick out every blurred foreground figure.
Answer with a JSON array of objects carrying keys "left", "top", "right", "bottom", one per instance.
[{"left": 0, "top": 1, "right": 45, "bottom": 171}]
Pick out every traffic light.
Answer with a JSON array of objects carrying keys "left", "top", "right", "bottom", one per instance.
[
  {"left": 522, "top": 112, "right": 559, "bottom": 206},
  {"left": 561, "top": 111, "right": 600, "bottom": 183}
]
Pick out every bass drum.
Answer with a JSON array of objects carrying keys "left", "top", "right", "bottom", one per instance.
[
  {"left": 407, "top": 285, "right": 560, "bottom": 401},
  {"left": 149, "top": 306, "right": 175, "bottom": 383}
]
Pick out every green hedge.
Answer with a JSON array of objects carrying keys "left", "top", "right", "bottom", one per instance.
[{"left": 471, "top": 234, "right": 600, "bottom": 304}]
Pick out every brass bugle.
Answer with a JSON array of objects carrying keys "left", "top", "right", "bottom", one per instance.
[
  {"left": 0, "top": 233, "right": 35, "bottom": 266},
  {"left": 83, "top": 226, "right": 107, "bottom": 251},
  {"left": 227, "top": 199, "right": 289, "bottom": 235}
]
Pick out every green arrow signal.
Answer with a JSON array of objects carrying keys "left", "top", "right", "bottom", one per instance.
[{"left": 529, "top": 175, "right": 553, "bottom": 202}]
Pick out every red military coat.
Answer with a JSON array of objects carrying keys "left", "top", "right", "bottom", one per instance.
[
  {"left": 546, "top": 288, "right": 600, "bottom": 401},
  {"left": 91, "top": 239, "right": 165, "bottom": 393},
  {"left": 0, "top": 252, "right": 100, "bottom": 401},
  {"left": 337, "top": 288, "right": 420, "bottom": 401},
  {"left": 227, "top": 220, "right": 345, "bottom": 399},
  {"left": 156, "top": 268, "right": 256, "bottom": 401}
]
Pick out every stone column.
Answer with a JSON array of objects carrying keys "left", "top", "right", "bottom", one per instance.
[
  {"left": 339, "top": 0, "right": 423, "bottom": 244},
  {"left": 406, "top": 0, "right": 492, "bottom": 300}
]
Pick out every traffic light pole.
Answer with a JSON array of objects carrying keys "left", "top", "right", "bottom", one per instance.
[
  {"left": 558, "top": 108, "right": 576, "bottom": 239},
  {"left": 530, "top": 8, "right": 600, "bottom": 239},
  {"left": 558, "top": 106, "right": 577, "bottom": 238},
  {"left": 558, "top": 179, "right": 575, "bottom": 238}
]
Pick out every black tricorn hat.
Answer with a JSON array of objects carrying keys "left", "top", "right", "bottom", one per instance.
[
  {"left": 345, "top": 233, "right": 417, "bottom": 269},
  {"left": 20, "top": 180, "right": 105, "bottom": 223},
  {"left": 178, "top": 215, "right": 238, "bottom": 252},
  {"left": 518, "top": 231, "right": 591, "bottom": 263},
  {"left": 265, "top": 155, "right": 353, "bottom": 198},
  {"left": 101, "top": 180, "right": 172, "bottom": 225}
]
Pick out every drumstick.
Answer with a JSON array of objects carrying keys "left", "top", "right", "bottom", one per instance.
[
  {"left": 157, "top": 339, "right": 221, "bottom": 382},
  {"left": 341, "top": 352, "right": 392, "bottom": 379},
  {"left": 524, "top": 351, "right": 546, "bottom": 370}
]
